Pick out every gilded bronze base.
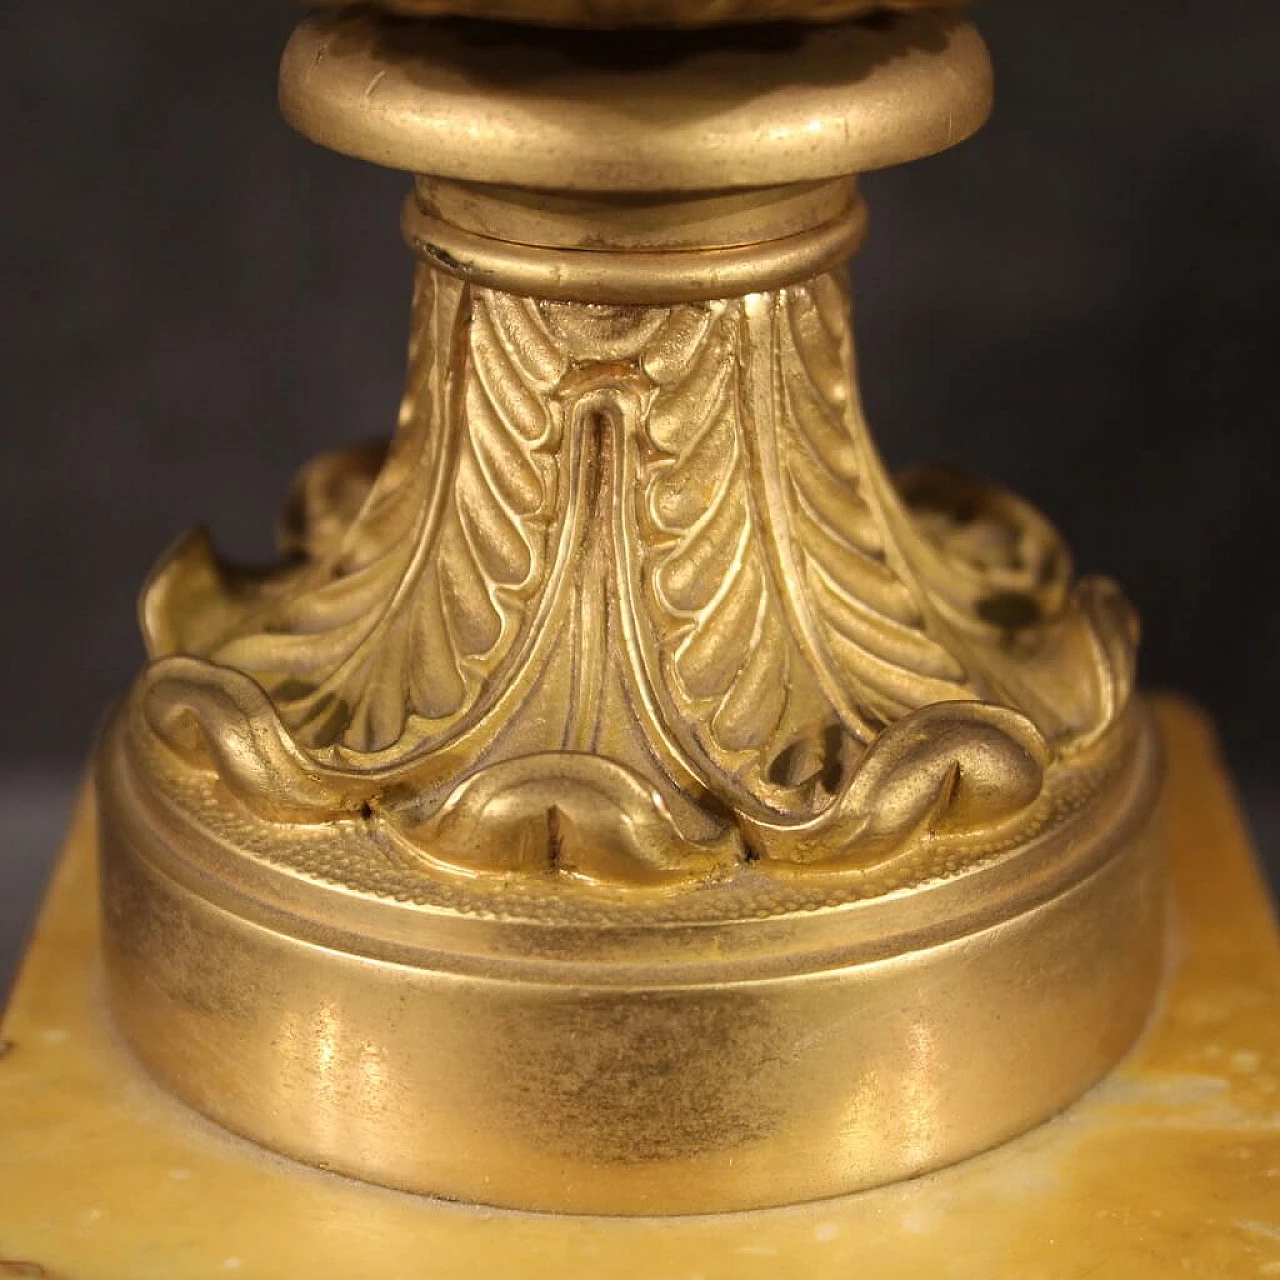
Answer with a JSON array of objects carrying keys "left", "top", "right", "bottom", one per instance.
[
  {"left": 88, "top": 3, "right": 1174, "bottom": 1219},
  {"left": 97, "top": 700, "right": 1164, "bottom": 1214},
  {"left": 1, "top": 699, "right": 1273, "bottom": 1275}
]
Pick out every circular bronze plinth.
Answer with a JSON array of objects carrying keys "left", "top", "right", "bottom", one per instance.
[
  {"left": 97, "top": 704, "right": 1165, "bottom": 1216},
  {"left": 280, "top": 9, "right": 992, "bottom": 191}
]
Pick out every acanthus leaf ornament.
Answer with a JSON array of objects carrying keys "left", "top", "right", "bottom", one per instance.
[{"left": 131, "top": 265, "right": 1138, "bottom": 886}]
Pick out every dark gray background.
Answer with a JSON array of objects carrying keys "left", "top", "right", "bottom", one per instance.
[{"left": 4, "top": 0, "right": 1278, "bottom": 987}]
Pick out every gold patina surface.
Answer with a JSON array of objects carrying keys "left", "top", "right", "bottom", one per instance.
[
  {"left": 279, "top": 10, "right": 993, "bottom": 189},
  {"left": 2, "top": 698, "right": 1276, "bottom": 1276},
  {"left": 90, "top": 6, "right": 1168, "bottom": 1211}
]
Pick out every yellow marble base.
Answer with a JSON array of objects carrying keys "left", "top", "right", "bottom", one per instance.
[{"left": 1, "top": 697, "right": 1277, "bottom": 1279}]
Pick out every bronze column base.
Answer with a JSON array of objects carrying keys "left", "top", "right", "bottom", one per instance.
[{"left": 94, "top": 3, "right": 1169, "bottom": 1214}]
